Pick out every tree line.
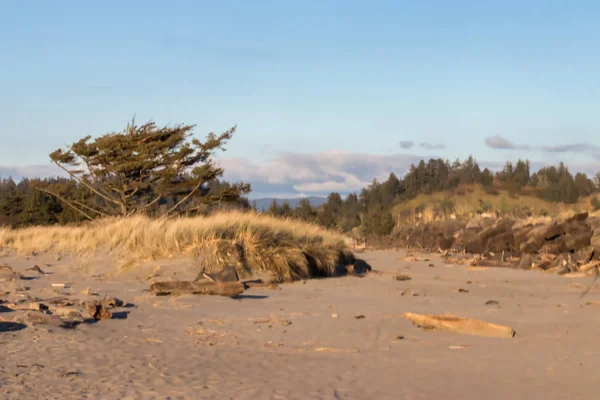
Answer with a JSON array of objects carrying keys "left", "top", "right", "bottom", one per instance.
[
  {"left": 2, "top": 117, "right": 600, "bottom": 237},
  {"left": 266, "top": 157, "right": 600, "bottom": 237}
]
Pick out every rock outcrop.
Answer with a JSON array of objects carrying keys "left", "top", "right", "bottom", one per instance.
[{"left": 394, "top": 211, "right": 598, "bottom": 276}]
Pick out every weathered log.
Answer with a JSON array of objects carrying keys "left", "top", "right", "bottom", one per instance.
[
  {"left": 150, "top": 280, "right": 245, "bottom": 297},
  {"left": 243, "top": 280, "right": 278, "bottom": 290},
  {"left": 403, "top": 312, "right": 515, "bottom": 338},
  {"left": 9, "top": 310, "right": 79, "bottom": 329}
]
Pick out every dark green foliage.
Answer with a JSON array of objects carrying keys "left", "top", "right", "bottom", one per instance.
[{"left": 46, "top": 118, "right": 250, "bottom": 218}]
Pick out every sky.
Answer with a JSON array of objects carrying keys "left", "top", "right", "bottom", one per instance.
[{"left": 1, "top": 0, "right": 599, "bottom": 198}]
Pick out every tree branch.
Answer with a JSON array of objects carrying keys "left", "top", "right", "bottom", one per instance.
[
  {"left": 51, "top": 160, "right": 123, "bottom": 210},
  {"left": 166, "top": 180, "right": 204, "bottom": 216},
  {"left": 34, "top": 186, "right": 94, "bottom": 221}
]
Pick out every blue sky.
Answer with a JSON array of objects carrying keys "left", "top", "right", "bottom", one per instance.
[{"left": 1, "top": 1, "right": 599, "bottom": 197}]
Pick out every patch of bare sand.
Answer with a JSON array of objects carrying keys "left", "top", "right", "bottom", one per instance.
[{"left": 2, "top": 249, "right": 600, "bottom": 399}]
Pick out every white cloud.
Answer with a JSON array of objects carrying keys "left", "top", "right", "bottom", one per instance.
[
  {"left": 0, "top": 164, "right": 65, "bottom": 180},
  {"left": 217, "top": 151, "right": 435, "bottom": 195}
]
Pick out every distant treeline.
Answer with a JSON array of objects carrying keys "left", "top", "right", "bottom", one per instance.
[
  {"left": 0, "top": 177, "right": 249, "bottom": 228},
  {"left": 265, "top": 157, "right": 600, "bottom": 236},
  {"left": 3, "top": 157, "right": 600, "bottom": 233}
]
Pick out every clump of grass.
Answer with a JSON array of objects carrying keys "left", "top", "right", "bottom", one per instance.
[{"left": 0, "top": 211, "right": 352, "bottom": 282}]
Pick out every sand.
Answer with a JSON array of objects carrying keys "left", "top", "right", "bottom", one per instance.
[{"left": 2, "top": 249, "right": 600, "bottom": 400}]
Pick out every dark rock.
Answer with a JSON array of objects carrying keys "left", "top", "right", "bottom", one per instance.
[
  {"left": 513, "top": 225, "right": 534, "bottom": 250},
  {"left": 480, "top": 219, "right": 515, "bottom": 242},
  {"left": 544, "top": 223, "right": 565, "bottom": 241},
  {"left": 562, "top": 211, "right": 589, "bottom": 223},
  {"left": 539, "top": 236, "right": 568, "bottom": 255},
  {"left": 393, "top": 274, "right": 412, "bottom": 281},
  {"left": 565, "top": 231, "right": 592, "bottom": 252},
  {"left": 518, "top": 254, "right": 533, "bottom": 270},
  {"left": 439, "top": 236, "right": 454, "bottom": 250},
  {"left": 485, "top": 300, "right": 500, "bottom": 305},
  {"left": 195, "top": 265, "right": 240, "bottom": 283},
  {"left": 562, "top": 220, "right": 591, "bottom": 235},
  {"left": 551, "top": 253, "right": 578, "bottom": 273},
  {"left": 486, "top": 231, "right": 515, "bottom": 253},
  {"left": 592, "top": 235, "right": 600, "bottom": 260},
  {"left": 556, "top": 264, "right": 570, "bottom": 275},
  {"left": 465, "top": 238, "right": 485, "bottom": 254},
  {"left": 574, "top": 246, "right": 595, "bottom": 264}
]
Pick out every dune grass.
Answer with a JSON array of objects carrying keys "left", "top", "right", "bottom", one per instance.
[{"left": 0, "top": 211, "right": 353, "bottom": 282}]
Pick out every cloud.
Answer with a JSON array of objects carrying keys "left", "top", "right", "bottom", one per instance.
[
  {"left": 539, "top": 143, "right": 600, "bottom": 153},
  {"left": 0, "top": 164, "right": 65, "bottom": 180},
  {"left": 484, "top": 135, "right": 530, "bottom": 150},
  {"left": 484, "top": 136, "right": 600, "bottom": 156},
  {"left": 217, "top": 151, "right": 431, "bottom": 197},
  {"left": 399, "top": 141, "right": 414, "bottom": 149},
  {"left": 418, "top": 142, "right": 445, "bottom": 150}
]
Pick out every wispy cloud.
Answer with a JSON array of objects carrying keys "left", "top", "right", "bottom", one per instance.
[
  {"left": 399, "top": 141, "right": 415, "bottom": 149},
  {"left": 418, "top": 142, "right": 445, "bottom": 150},
  {"left": 0, "top": 164, "right": 65, "bottom": 180},
  {"left": 484, "top": 135, "right": 530, "bottom": 150},
  {"left": 484, "top": 135, "right": 600, "bottom": 156},
  {"left": 218, "top": 151, "right": 429, "bottom": 196},
  {"left": 539, "top": 143, "right": 600, "bottom": 153}
]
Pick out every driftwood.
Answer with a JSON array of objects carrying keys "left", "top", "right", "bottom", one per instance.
[
  {"left": 242, "top": 280, "right": 278, "bottom": 290},
  {"left": 86, "top": 301, "right": 113, "bottom": 320},
  {"left": 150, "top": 280, "right": 245, "bottom": 297},
  {"left": 403, "top": 312, "right": 515, "bottom": 338},
  {"left": 7, "top": 310, "right": 79, "bottom": 329}
]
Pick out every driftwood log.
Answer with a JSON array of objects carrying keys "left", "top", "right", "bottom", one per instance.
[
  {"left": 403, "top": 312, "right": 515, "bottom": 338},
  {"left": 150, "top": 280, "right": 245, "bottom": 297}
]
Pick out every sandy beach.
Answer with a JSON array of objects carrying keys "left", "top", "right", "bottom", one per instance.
[{"left": 2, "top": 249, "right": 600, "bottom": 400}]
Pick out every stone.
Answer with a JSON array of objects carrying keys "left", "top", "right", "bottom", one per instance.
[
  {"left": 539, "top": 236, "right": 568, "bottom": 255},
  {"left": 561, "top": 211, "right": 589, "bottom": 223},
  {"left": 0, "top": 266, "right": 19, "bottom": 281},
  {"left": 486, "top": 231, "right": 515, "bottom": 253},
  {"left": 195, "top": 265, "right": 240, "bottom": 283},
  {"left": 551, "top": 253, "right": 578, "bottom": 273},
  {"left": 565, "top": 231, "right": 592, "bottom": 252},
  {"left": 393, "top": 274, "right": 412, "bottom": 281},
  {"left": 518, "top": 254, "right": 533, "bottom": 270},
  {"left": 574, "top": 246, "right": 595, "bottom": 264}
]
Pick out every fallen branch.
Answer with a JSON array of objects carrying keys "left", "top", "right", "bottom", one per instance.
[{"left": 150, "top": 280, "right": 244, "bottom": 297}]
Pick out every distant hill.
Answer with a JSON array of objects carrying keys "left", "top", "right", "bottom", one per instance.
[
  {"left": 252, "top": 196, "right": 327, "bottom": 212},
  {"left": 391, "top": 184, "right": 592, "bottom": 223}
]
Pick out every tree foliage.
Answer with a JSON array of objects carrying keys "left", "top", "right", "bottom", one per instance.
[{"left": 46, "top": 119, "right": 250, "bottom": 218}]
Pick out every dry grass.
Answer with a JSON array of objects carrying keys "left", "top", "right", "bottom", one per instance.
[
  {"left": 392, "top": 185, "right": 590, "bottom": 224},
  {"left": 0, "top": 211, "right": 352, "bottom": 282}
]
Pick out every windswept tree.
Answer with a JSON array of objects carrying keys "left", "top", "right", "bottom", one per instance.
[{"left": 42, "top": 119, "right": 250, "bottom": 219}]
